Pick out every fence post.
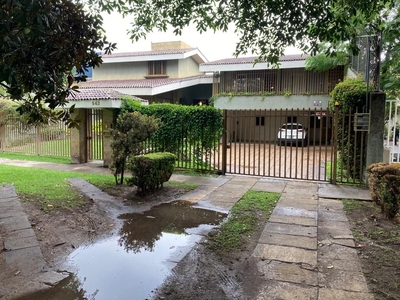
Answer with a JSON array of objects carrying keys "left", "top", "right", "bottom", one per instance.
[
  {"left": 221, "top": 110, "right": 227, "bottom": 175},
  {"left": 332, "top": 103, "right": 339, "bottom": 184},
  {"left": 36, "top": 125, "right": 41, "bottom": 155},
  {"left": 0, "top": 122, "right": 5, "bottom": 152}
]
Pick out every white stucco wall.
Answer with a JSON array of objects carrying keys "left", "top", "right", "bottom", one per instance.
[
  {"left": 214, "top": 95, "right": 331, "bottom": 110},
  {"left": 93, "top": 62, "right": 147, "bottom": 80},
  {"left": 178, "top": 57, "right": 202, "bottom": 77}
]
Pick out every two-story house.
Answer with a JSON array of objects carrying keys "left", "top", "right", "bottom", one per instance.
[
  {"left": 199, "top": 55, "right": 345, "bottom": 143},
  {"left": 77, "top": 41, "right": 213, "bottom": 105}
]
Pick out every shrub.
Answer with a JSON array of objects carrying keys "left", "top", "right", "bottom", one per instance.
[
  {"left": 109, "top": 111, "right": 161, "bottom": 185},
  {"left": 367, "top": 163, "right": 400, "bottom": 219},
  {"left": 127, "top": 152, "right": 176, "bottom": 193}
]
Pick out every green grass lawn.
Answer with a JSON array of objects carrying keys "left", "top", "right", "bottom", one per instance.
[
  {"left": 0, "top": 152, "right": 72, "bottom": 164},
  {"left": 0, "top": 165, "right": 115, "bottom": 210},
  {"left": 0, "top": 164, "right": 199, "bottom": 211},
  {"left": 208, "top": 190, "right": 280, "bottom": 251}
]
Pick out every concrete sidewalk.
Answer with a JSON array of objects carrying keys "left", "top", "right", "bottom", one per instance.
[{"left": 0, "top": 158, "right": 373, "bottom": 299}]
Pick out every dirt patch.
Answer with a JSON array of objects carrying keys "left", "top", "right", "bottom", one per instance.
[
  {"left": 344, "top": 201, "right": 400, "bottom": 300},
  {"left": 151, "top": 214, "right": 268, "bottom": 300}
]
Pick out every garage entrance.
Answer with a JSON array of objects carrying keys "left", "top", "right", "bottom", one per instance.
[{"left": 220, "top": 108, "right": 366, "bottom": 184}]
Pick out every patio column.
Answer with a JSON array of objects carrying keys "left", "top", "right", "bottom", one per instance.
[{"left": 70, "top": 108, "right": 88, "bottom": 164}]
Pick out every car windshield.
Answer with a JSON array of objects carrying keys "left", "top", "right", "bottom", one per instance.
[{"left": 282, "top": 124, "right": 302, "bottom": 130}]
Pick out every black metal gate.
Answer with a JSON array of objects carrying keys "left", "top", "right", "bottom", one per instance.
[
  {"left": 86, "top": 109, "right": 103, "bottom": 161},
  {"left": 220, "top": 108, "right": 367, "bottom": 185}
]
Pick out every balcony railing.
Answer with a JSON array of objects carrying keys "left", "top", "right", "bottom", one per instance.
[{"left": 218, "top": 66, "right": 344, "bottom": 95}]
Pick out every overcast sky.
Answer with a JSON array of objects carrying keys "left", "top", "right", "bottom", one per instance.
[{"left": 102, "top": 12, "right": 301, "bottom": 62}]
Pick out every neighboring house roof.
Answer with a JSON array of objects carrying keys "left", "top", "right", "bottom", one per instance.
[
  {"left": 199, "top": 54, "right": 309, "bottom": 72},
  {"left": 65, "top": 88, "right": 148, "bottom": 109},
  {"left": 77, "top": 75, "right": 213, "bottom": 96},
  {"left": 101, "top": 48, "right": 208, "bottom": 65}
]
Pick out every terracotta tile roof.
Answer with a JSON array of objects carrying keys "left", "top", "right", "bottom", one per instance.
[
  {"left": 77, "top": 75, "right": 212, "bottom": 89},
  {"left": 102, "top": 48, "right": 197, "bottom": 58},
  {"left": 201, "top": 54, "right": 308, "bottom": 66},
  {"left": 66, "top": 88, "right": 147, "bottom": 102}
]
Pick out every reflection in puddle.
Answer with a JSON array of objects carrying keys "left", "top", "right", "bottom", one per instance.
[{"left": 17, "top": 201, "right": 225, "bottom": 300}]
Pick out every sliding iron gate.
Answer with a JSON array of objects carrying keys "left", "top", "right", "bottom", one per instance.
[{"left": 219, "top": 108, "right": 367, "bottom": 185}]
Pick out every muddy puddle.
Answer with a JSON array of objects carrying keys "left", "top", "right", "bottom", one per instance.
[{"left": 19, "top": 201, "right": 225, "bottom": 300}]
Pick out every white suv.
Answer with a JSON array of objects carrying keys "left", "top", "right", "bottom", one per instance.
[{"left": 277, "top": 123, "right": 307, "bottom": 146}]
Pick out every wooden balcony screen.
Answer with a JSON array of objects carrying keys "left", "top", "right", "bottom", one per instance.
[{"left": 218, "top": 66, "right": 344, "bottom": 95}]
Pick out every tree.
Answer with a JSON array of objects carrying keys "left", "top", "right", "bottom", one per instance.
[
  {"left": 109, "top": 111, "right": 161, "bottom": 185},
  {"left": 88, "top": 0, "right": 394, "bottom": 64},
  {"left": 0, "top": 0, "right": 115, "bottom": 126}
]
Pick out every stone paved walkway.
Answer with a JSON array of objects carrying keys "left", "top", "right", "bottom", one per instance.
[{"left": 0, "top": 158, "right": 373, "bottom": 299}]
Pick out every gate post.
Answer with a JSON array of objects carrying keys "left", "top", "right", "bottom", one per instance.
[
  {"left": 221, "top": 110, "right": 227, "bottom": 175},
  {"left": 366, "top": 92, "right": 385, "bottom": 168},
  {"left": 332, "top": 103, "right": 339, "bottom": 184},
  {"left": 70, "top": 108, "right": 88, "bottom": 164}
]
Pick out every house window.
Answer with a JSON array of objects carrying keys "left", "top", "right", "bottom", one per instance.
[
  {"left": 256, "top": 116, "right": 265, "bottom": 126},
  {"left": 148, "top": 61, "right": 166, "bottom": 75}
]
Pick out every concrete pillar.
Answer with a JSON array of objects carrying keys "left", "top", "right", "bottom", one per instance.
[
  {"left": 70, "top": 108, "right": 88, "bottom": 164},
  {"left": 366, "top": 92, "right": 386, "bottom": 168},
  {"left": 102, "top": 109, "right": 114, "bottom": 167}
]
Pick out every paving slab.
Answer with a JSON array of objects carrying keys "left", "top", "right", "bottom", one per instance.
[
  {"left": 319, "top": 237, "right": 356, "bottom": 248},
  {"left": 0, "top": 196, "right": 20, "bottom": 204},
  {"left": 269, "top": 214, "right": 317, "bottom": 226},
  {"left": 176, "top": 186, "right": 218, "bottom": 203},
  {"left": 318, "top": 183, "right": 372, "bottom": 201},
  {"left": 170, "top": 174, "right": 230, "bottom": 187},
  {"left": 4, "top": 246, "right": 46, "bottom": 274},
  {"left": 318, "top": 255, "right": 363, "bottom": 273},
  {"left": 227, "top": 176, "right": 259, "bottom": 186},
  {"left": 251, "top": 180, "right": 286, "bottom": 193},
  {"left": 1, "top": 215, "right": 32, "bottom": 231},
  {"left": 273, "top": 206, "right": 317, "bottom": 218},
  {"left": 4, "top": 236, "right": 39, "bottom": 250},
  {"left": 253, "top": 244, "right": 317, "bottom": 266},
  {"left": 318, "top": 210, "right": 349, "bottom": 222},
  {"left": 318, "top": 244, "right": 359, "bottom": 260},
  {"left": 318, "top": 198, "right": 345, "bottom": 210},
  {"left": 318, "top": 222, "right": 354, "bottom": 240},
  {"left": 0, "top": 201, "right": 23, "bottom": 211},
  {"left": 257, "top": 260, "right": 318, "bottom": 285},
  {"left": 36, "top": 271, "right": 70, "bottom": 286},
  {"left": 277, "top": 198, "right": 318, "bottom": 211},
  {"left": 258, "top": 232, "right": 317, "bottom": 250},
  {"left": 256, "top": 281, "right": 318, "bottom": 300},
  {"left": 0, "top": 185, "right": 18, "bottom": 199},
  {"left": 5, "top": 228, "right": 36, "bottom": 240},
  {"left": 318, "top": 270, "right": 370, "bottom": 292},
  {"left": 318, "top": 288, "right": 374, "bottom": 300},
  {"left": 262, "top": 222, "right": 317, "bottom": 237}
]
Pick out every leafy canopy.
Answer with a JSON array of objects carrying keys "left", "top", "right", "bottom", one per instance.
[
  {"left": 88, "top": 0, "right": 394, "bottom": 64},
  {"left": 0, "top": 0, "right": 115, "bottom": 126}
]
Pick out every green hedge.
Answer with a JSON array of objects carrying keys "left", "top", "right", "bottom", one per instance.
[
  {"left": 121, "top": 101, "right": 223, "bottom": 159},
  {"left": 367, "top": 163, "right": 400, "bottom": 219},
  {"left": 330, "top": 78, "right": 368, "bottom": 179},
  {"left": 127, "top": 152, "right": 176, "bottom": 193}
]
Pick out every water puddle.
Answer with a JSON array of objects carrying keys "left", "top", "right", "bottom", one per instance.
[{"left": 19, "top": 201, "right": 225, "bottom": 300}]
